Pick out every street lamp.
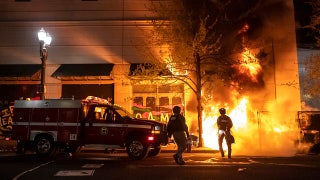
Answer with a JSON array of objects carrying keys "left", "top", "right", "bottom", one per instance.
[{"left": 38, "top": 28, "right": 52, "bottom": 100}]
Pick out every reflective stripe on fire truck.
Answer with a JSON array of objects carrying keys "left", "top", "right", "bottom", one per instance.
[
  {"left": 86, "top": 123, "right": 151, "bottom": 129},
  {"left": 14, "top": 122, "right": 152, "bottom": 129},
  {"left": 14, "top": 122, "right": 80, "bottom": 126}
]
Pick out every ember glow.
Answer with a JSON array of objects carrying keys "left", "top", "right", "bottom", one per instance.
[
  {"left": 237, "top": 48, "right": 262, "bottom": 82},
  {"left": 238, "top": 63, "right": 261, "bottom": 82}
]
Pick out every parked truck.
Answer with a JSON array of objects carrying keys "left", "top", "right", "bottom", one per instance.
[
  {"left": 11, "top": 96, "right": 168, "bottom": 160},
  {"left": 297, "top": 111, "right": 320, "bottom": 154}
]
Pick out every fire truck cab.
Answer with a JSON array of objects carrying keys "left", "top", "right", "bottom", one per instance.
[{"left": 11, "top": 96, "right": 168, "bottom": 160}]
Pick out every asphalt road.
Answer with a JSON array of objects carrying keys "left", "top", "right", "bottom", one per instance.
[{"left": 0, "top": 152, "right": 320, "bottom": 180}]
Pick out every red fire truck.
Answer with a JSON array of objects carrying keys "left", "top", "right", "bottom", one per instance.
[{"left": 11, "top": 96, "right": 168, "bottom": 160}]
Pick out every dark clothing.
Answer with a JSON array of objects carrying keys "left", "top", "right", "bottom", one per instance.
[
  {"left": 173, "top": 131, "right": 187, "bottom": 159},
  {"left": 167, "top": 114, "right": 189, "bottom": 138},
  {"left": 217, "top": 115, "right": 233, "bottom": 131},
  {"left": 167, "top": 113, "right": 189, "bottom": 164},
  {"left": 217, "top": 114, "right": 233, "bottom": 158}
]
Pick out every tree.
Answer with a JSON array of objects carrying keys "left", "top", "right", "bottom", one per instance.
[
  {"left": 310, "top": 0, "right": 320, "bottom": 45},
  {"left": 301, "top": 54, "right": 320, "bottom": 107},
  {"left": 300, "top": 0, "right": 320, "bottom": 108},
  {"left": 132, "top": 0, "right": 265, "bottom": 147}
]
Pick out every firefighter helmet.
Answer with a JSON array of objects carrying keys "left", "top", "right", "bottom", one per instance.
[
  {"left": 173, "top": 106, "right": 181, "bottom": 114},
  {"left": 219, "top": 108, "right": 226, "bottom": 115}
]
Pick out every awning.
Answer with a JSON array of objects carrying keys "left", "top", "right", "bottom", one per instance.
[
  {"left": 0, "top": 64, "right": 41, "bottom": 80},
  {"left": 0, "top": 64, "right": 41, "bottom": 77},
  {"left": 51, "top": 64, "right": 114, "bottom": 80}
]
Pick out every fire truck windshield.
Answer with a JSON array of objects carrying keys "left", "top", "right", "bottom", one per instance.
[{"left": 114, "top": 106, "right": 134, "bottom": 118}]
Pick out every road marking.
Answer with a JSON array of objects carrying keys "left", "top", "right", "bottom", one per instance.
[
  {"left": 82, "top": 163, "right": 104, "bottom": 168},
  {"left": 54, "top": 170, "right": 95, "bottom": 176},
  {"left": 53, "top": 163, "right": 103, "bottom": 177},
  {"left": 238, "top": 167, "right": 247, "bottom": 172},
  {"left": 12, "top": 160, "right": 56, "bottom": 180}
]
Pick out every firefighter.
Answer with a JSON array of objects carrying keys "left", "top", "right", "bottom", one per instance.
[
  {"left": 103, "top": 108, "right": 114, "bottom": 122},
  {"left": 167, "top": 106, "right": 189, "bottom": 165},
  {"left": 217, "top": 107, "right": 234, "bottom": 159}
]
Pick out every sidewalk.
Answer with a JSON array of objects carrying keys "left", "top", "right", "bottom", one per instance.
[{"left": 161, "top": 143, "right": 218, "bottom": 153}]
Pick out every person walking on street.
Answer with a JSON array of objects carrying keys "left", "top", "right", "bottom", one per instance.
[
  {"left": 217, "top": 108, "right": 234, "bottom": 159},
  {"left": 167, "top": 106, "right": 189, "bottom": 165}
]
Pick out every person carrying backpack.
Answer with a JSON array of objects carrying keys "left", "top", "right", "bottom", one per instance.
[
  {"left": 217, "top": 107, "right": 234, "bottom": 159},
  {"left": 167, "top": 106, "right": 189, "bottom": 165}
]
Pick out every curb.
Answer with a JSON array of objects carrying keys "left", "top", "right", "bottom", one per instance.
[{"left": 0, "top": 147, "right": 218, "bottom": 154}]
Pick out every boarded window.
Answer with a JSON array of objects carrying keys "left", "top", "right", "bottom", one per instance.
[
  {"left": 172, "top": 97, "right": 182, "bottom": 106},
  {"left": 146, "top": 97, "right": 156, "bottom": 111},
  {"left": 159, "top": 97, "right": 169, "bottom": 111},
  {"left": 133, "top": 97, "right": 143, "bottom": 106}
]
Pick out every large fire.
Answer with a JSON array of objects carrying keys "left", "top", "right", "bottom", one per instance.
[
  {"left": 200, "top": 48, "right": 300, "bottom": 156},
  {"left": 201, "top": 94, "right": 300, "bottom": 156},
  {"left": 202, "top": 96, "right": 248, "bottom": 149}
]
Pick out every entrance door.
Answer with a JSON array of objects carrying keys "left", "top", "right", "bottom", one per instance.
[{"left": 84, "top": 106, "right": 121, "bottom": 145}]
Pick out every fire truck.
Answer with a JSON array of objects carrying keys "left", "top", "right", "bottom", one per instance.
[{"left": 11, "top": 96, "right": 168, "bottom": 160}]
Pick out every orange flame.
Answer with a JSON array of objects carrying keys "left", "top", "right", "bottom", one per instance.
[
  {"left": 236, "top": 48, "right": 262, "bottom": 82},
  {"left": 201, "top": 95, "right": 300, "bottom": 156},
  {"left": 202, "top": 97, "right": 248, "bottom": 150},
  {"left": 193, "top": 46, "right": 299, "bottom": 156},
  {"left": 199, "top": 47, "right": 299, "bottom": 156}
]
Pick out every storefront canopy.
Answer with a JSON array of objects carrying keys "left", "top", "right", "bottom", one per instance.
[
  {"left": 0, "top": 64, "right": 41, "bottom": 79},
  {"left": 51, "top": 64, "right": 114, "bottom": 80}
]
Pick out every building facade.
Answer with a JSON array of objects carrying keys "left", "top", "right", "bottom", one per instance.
[{"left": 0, "top": 0, "right": 303, "bottom": 138}]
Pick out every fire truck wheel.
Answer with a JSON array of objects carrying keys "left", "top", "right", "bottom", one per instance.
[
  {"left": 126, "top": 138, "right": 150, "bottom": 160},
  {"left": 147, "top": 146, "right": 161, "bottom": 157},
  {"left": 34, "top": 135, "right": 54, "bottom": 157}
]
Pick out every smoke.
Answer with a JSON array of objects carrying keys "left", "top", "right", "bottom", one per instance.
[{"left": 245, "top": 0, "right": 293, "bottom": 41}]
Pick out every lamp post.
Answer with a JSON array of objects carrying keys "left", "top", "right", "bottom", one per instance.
[{"left": 38, "top": 28, "right": 52, "bottom": 100}]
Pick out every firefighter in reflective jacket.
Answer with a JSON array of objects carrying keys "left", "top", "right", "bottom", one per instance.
[
  {"left": 217, "top": 108, "right": 233, "bottom": 158},
  {"left": 167, "top": 106, "right": 189, "bottom": 165}
]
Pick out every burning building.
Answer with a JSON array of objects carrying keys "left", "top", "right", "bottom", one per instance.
[{"left": 192, "top": 0, "right": 302, "bottom": 156}]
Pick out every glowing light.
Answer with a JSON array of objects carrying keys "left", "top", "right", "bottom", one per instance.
[
  {"left": 167, "top": 63, "right": 188, "bottom": 76},
  {"left": 148, "top": 136, "right": 154, "bottom": 141},
  {"left": 273, "top": 127, "right": 282, "bottom": 133},
  {"left": 229, "top": 98, "right": 248, "bottom": 129}
]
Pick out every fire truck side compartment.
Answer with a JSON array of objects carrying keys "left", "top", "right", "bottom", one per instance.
[{"left": 12, "top": 99, "right": 82, "bottom": 143}]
